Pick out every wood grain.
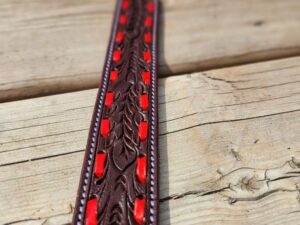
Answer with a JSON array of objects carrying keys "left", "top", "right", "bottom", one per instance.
[
  {"left": 2, "top": 0, "right": 300, "bottom": 101},
  {"left": 0, "top": 57, "right": 300, "bottom": 224}
]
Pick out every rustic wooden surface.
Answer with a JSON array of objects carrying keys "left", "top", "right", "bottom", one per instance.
[
  {"left": 1, "top": 56, "right": 300, "bottom": 224},
  {"left": 1, "top": 0, "right": 300, "bottom": 101},
  {"left": 1, "top": 0, "right": 300, "bottom": 224}
]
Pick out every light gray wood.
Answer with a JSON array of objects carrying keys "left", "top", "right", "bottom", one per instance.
[
  {"left": 0, "top": 57, "right": 300, "bottom": 224},
  {"left": 2, "top": 0, "right": 300, "bottom": 101}
]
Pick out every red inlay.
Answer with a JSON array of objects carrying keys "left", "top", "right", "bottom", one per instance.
[
  {"left": 105, "top": 92, "right": 114, "bottom": 108},
  {"left": 94, "top": 152, "right": 107, "bottom": 178},
  {"left": 145, "top": 16, "right": 153, "bottom": 27},
  {"left": 136, "top": 156, "right": 147, "bottom": 184},
  {"left": 140, "top": 94, "right": 149, "bottom": 111},
  {"left": 113, "top": 50, "right": 122, "bottom": 62},
  {"left": 116, "top": 31, "right": 124, "bottom": 43},
  {"left": 122, "top": 0, "right": 130, "bottom": 10},
  {"left": 101, "top": 119, "right": 110, "bottom": 137},
  {"left": 119, "top": 14, "right": 127, "bottom": 25},
  {"left": 139, "top": 121, "right": 148, "bottom": 141},
  {"left": 144, "top": 32, "right": 152, "bottom": 44},
  {"left": 85, "top": 198, "right": 98, "bottom": 225},
  {"left": 143, "top": 50, "right": 151, "bottom": 63},
  {"left": 110, "top": 70, "right": 119, "bottom": 82},
  {"left": 133, "top": 196, "right": 146, "bottom": 224},
  {"left": 147, "top": 2, "right": 154, "bottom": 13},
  {"left": 142, "top": 71, "right": 150, "bottom": 85}
]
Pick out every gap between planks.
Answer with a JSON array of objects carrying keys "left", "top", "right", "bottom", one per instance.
[{"left": 2, "top": 0, "right": 300, "bottom": 102}]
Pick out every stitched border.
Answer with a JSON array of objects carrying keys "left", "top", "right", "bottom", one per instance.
[{"left": 149, "top": 0, "right": 158, "bottom": 224}]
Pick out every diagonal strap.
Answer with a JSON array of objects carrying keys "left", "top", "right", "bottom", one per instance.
[{"left": 72, "top": 0, "right": 159, "bottom": 224}]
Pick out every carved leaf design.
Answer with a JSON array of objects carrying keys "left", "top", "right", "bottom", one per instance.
[
  {"left": 112, "top": 85, "right": 139, "bottom": 171},
  {"left": 86, "top": 0, "right": 153, "bottom": 224}
]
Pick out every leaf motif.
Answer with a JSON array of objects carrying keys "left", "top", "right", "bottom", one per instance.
[
  {"left": 111, "top": 85, "right": 139, "bottom": 171},
  {"left": 85, "top": 0, "right": 153, "bottom": 224}
]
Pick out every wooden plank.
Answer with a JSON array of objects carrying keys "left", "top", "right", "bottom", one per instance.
[
  {"left": 0, "top": 57, "right": 300, "bottom": 224},
  {"left": 1, "top": 0, "right": 300, "bottom": 101}
]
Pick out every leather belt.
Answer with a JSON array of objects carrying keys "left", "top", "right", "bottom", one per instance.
[{"left": 72, "top": 0, "right": 159, "bottom": 224}]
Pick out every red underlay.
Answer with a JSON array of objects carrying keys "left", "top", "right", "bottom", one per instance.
[
  {"left": 144, "top": 50, "right": 151, "bottom": 63},
  {"left": 116, "top": 31, "right": 124, "bottom": 43},
  {"left": 122, "top": 0, "right": 130, "bottom": 10},
  {"left": 145, "top": 16, "right": 153, "bottom": 27},
  {"left": 110, "top": 70, "right": 119, "bottom": 82},
  {"left": 144, "top": 32, "right": 152, "bottom": 44},
  {"left": 140, "top": 94, "right": 149, "bottom": 111},
  {"left": 100, "top": 119, "right": 110, "bottom": 137},
  {"left": 119, "top": 14, "right": 127, "bottom": 25},
  {"left": 113, "top": 50, "right": 122, "bottom": 62},
  {"left": 147, "top": 2, "right": 154, "bottom": 13},
  {"left": 105, "top": 92, "right": 114, "bottom": 108},
  {"left": 139, "top": 121, "right": 148, "bottom": 141},
  {"left": 94, "top": 152, "right": 107, "bottom": 178},
  {"left": 85, "top": 198, "right": 98, "bottom": 225},
  {"left": 134, "top": 196, "right": 146, "bottom": 224},
  {"left": 142, "top": 71, "right": 151, "bottom": 85},
  {"left": 136, "top": 156, "right": 147, "bottom": 184}
]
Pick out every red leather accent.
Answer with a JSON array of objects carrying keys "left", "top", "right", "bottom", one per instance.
[
  {"left": 140, "top": 94, "right": 149, "bottom": 111},
  {"left": 144, "top": 32, "right": 152, "bottom": 44},
  {"left": 105, "top": 92, "right": 114, "bottom": 108},
  {"left": 100, "top": 119, "right": 110, "bottom": 137},
  {"left": 134, "top": 196, "right": 146, "bottom": 224},
  {"left": 94, "top": 152, "right": 107, "bottom": 178},
  {"left": 110, "top": 70, "right": 119, "bottom": 82},
  {"left": 122, "top": 0, "right": 130, "bottom": 10},
  {"left": 116, "top": 31, "right": 124, "bottom": 43},
  {"left": 143, "top": 50, "right": 151, "bottom": 63},
  {"left": 145, "top": 16, "right": 153, "bottom": 27},
  {"left": 139, "top": 121, "right": 148, "bottom": 141},
  {"left": 147, "top": 2, "right": 154, "bottom": 13},
  {"left": 142, "top": 71, "right": 150, "bottom": 85},
  {"left": 113, "top": 50, "right": 122, "bottom": 62},
  {"left": 119, "top": 14, "right": 127, "bottom": 25},
  {"left": 136, "top": 156, "right": 147, "bottom": 184},
  {"left": 85, "top": 198, "right": 98, "bottom": 225}
]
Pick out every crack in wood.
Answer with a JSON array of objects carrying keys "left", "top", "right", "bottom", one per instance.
[
  {"left": 160, "top": 108, "right": 300, "bottom": 136},
  {"left": 160, "top": 158, "right": 300, "bottom": 206}
]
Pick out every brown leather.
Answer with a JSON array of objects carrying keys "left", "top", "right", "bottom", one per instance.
[{"left": 72, "top": 0, "right": 159, "bottom": 224}]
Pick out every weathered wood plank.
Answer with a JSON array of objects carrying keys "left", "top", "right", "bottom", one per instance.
[
  {"left": 0, "top": 57, "right": 300, "bottom": 224},
  {"left": 1, "top": 0, "right": 300, "bottom": 101}
]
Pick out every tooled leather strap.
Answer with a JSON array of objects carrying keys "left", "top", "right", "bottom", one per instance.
[{"left": 72, "top": 0, "right": 159, "bottom": 224}]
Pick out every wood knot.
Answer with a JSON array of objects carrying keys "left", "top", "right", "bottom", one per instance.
[{"left": 239, "top": 176, "right": 260, "bottom": 192}]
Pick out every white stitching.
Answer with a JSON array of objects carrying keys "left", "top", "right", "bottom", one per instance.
[{"left": 149, "top": 0, "right": 158, "bottom": 224}]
